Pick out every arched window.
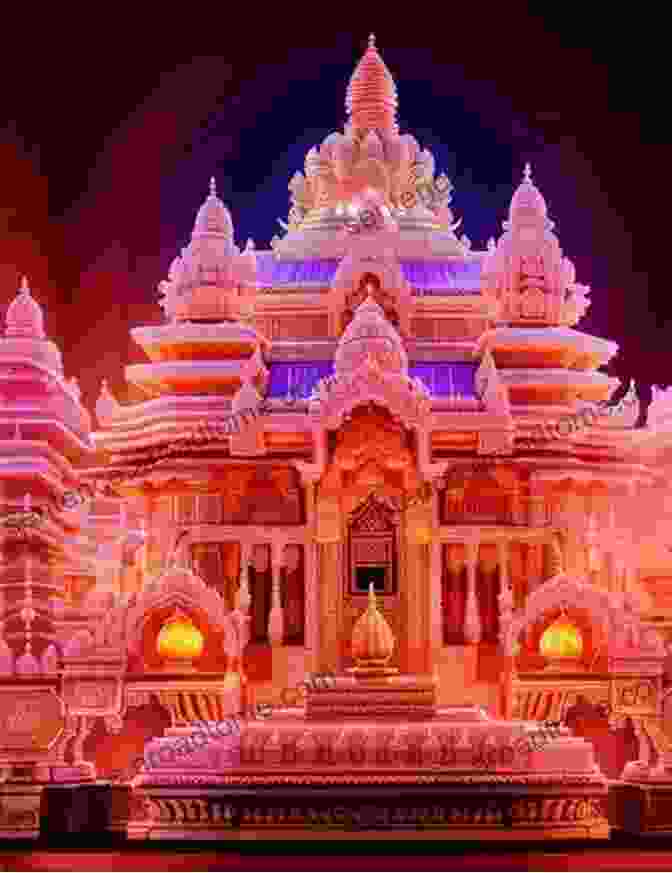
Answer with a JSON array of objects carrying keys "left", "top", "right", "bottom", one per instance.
[{"left": 348, "top": 495, "right": 397, "bottom": 595}]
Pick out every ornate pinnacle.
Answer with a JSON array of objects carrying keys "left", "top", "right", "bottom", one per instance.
[
  {"left": 20, "top": 276, "right": 30, "bottom": 295},
  {"left": 368, "top": 33, "right": 376, "bottom": 49},
  {"left": 523, "top": 162, "right": 533, "bottom": 183},
  {"left": 209, "top": 176, "right": 217, "bottom": 197}
]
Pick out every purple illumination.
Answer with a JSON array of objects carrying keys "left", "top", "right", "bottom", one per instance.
[
  {"left": 256, "top": 255, "right": 341, "bottom": 287},
  {"left": 255, "top": 253, "right": 482, "bottom": 294},
  {"left": 410, "top": 362, "right": 477, "bottom": 396},
  {"left": 402, "top": 259, "right": 482, "bottom": 294},
  {"left": 266, "top": 361, "right": 476, "bottom": 398},
  {"left": 267, "top": 362, "right": 335, "bottom": 397}
]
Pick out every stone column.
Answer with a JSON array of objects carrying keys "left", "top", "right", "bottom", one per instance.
[
  {"left": 479, "top": 548, "right": 499, "bottom": 644},
  {"left": 528, "top": 478, "right": 547, "bottom": 528},
  {"left": 316, "top": 495, "right": 342, "bottom": 672},
  {"left": 268, "top": 539, "right": 286, "bottom": 647},
  {"left": 239, "top": 540, "right": 253, "bottom": 600},
  {"left": 404, "top": 498, "right": 433, "bottom": 674},
  {"left": 464, "top": 540, "right": 481, "bottom": 644},
  {"left": 497, "top": 540, "right": 510, "bottom": 594},
  {"left": 429, "top": 483, "right": 443, "bottom": 657},
  {"left": 444, "top": 544, "right": 464, "bottom": 643},
  {"left": 298, "top": 474, "right": 320, "bottom": 673},
  {"left": 143, "top": 494, "right": 163, "bottom": 580},
  {"left": 496, "top": 540, "right": 514, "bottom": 718}
]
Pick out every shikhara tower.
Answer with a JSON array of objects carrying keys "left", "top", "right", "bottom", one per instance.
[{"left": 3, "top": 36, "right": 672, "bottom": 841}]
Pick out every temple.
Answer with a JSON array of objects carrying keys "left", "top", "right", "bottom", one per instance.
[{"left": 3, "top": 36, "right": 672, "bottom": 840}]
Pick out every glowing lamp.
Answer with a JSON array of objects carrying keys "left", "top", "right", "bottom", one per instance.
[
  {"left": 156, "top": 610, "right": 204, "bottom": 670},
  {"left": 540, "top": 616, "right": 583, "bottom": 665}
]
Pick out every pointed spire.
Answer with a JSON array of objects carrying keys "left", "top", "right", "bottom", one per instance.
[
  {"left": 5, "top": 276, "right": 45, "bottom": 339},
  {"left": 509, "top": 162, "right": 548, "bottom": 225},
  {"left": 96, "top": 379, "right": 120, "bottom": 426},
  {"left": 346, "top": 36, "right": 398, "bottom": 134},
  {"left": 192, "top": 176, "right": 233, "bottom": 239}
]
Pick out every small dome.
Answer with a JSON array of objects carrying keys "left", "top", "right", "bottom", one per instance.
[
  {"left": 5, "top": 277, "right": 45, "bottom": 339},
  {"left": 540, "top": 616, "right": 583, "bottom": 659},
  {"left": 192, "top": 177, "right": 234, "bottom": 240},
  {"left": 335, "top": 295, "right": 407, "bottom": 376},
  {"left": 346, "top": 35, "right": 398, "bottom": 134},
  {"left": 156, "top": 609, "right": 204, "bottom": 663},
  {"left": 509, "top": 163, "right": 548, "bottom": 226}
]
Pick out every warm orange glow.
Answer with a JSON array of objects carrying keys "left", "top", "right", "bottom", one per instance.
[
  {"left": 156, "top": 610, "right": 204, "bottom": 661},
  {"left": 540, "top": 617, "right": 583, "bottom": 659}
]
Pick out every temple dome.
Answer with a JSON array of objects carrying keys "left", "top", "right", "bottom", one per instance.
[
  {"left": 5, "top": 277, "right": 45, "bottom": 339},
  {"left": 192, "top": 177, "right": 234, "bottom": 240},
  {"left": 509, "top": 163, "right": 548, "bottom": 227},
  {"left": 335, "top": 295, "right": 407, "bottom": 376},
  {"left": 346, "top": 35, "right": 398, "bottom": 134}
]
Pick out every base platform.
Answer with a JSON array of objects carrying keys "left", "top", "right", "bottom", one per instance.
[{"left": 129, "top": 779, "right": 610, "bottom": 841}]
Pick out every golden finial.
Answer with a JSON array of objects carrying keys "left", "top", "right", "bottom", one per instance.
[
  {"left": 368, "top": 33, "right": 376, "bottom": 49},
  {"left": 209, "top": 176, "right": 217, "bottom": 197},
  {"left": 350, "top": 580, "right": 397, "bottom": 676},
  {"left": 523, "top": 162, "right": 533, "bottom": 183}
]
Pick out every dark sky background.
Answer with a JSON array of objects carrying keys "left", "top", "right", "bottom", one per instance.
[{"left": 0, "top": 8, "right": 667, "bottom": 424}]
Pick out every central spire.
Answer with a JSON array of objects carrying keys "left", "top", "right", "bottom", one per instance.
[{"left": 346, "top": 36, "right": 398, "bottom": 135}]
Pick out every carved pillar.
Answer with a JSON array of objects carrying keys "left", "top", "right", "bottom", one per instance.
[
  {"left": 298, "top": 473, "right": 320, "bottom": 672},
  {"left": 497, "top": 540, "right": 510, "bottom": 593},
  {"left": 479, "top": 549, "right": 499, "bottom": 643},
  {"left": 71, "top": 716, "right": 94, "bottom": 766},
  {"left": 528, "top": 479, "right": 547, "bottom": 528},
  {"left": 563, "top": 492, "right": 587, "bottom": 577},
  {"left": 283, "top": 544, "right": 303, "bottom": 643},
  {"left": 497, "top": 540, "right": 514, "bottom": 719},
  {"left": 404, "top": 498, "right": 432, "bottom": 674},
  {"left": 143, "top": 495, "right": 162, "bottom": 580},
  {"left": 316, "top": 495, "right": 342, "bottom": 672},
  {"left": 464, "top": 540, "right": 481, "bottom": 644},
  {"left": 268, "top": 539, "right": 286, "bottom": 646},
  {"left": 443, "top": 544, "right": 465, "bottom": 643},
  {"left": 429, "top": 484, "right": 443, "bottom": 656},
  {"left": 526, "top": 542, "right": 544, "bottom": 594}
]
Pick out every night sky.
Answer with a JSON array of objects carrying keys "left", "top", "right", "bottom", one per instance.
[{"left": 0, "top": 9, "right": 667, "bottom": 423}]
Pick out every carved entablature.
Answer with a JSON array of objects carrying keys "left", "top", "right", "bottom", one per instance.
[
  {"left": 169, "top": 467, "right": 303, "bottom": 526},
  {"left": 443, "top": 468, "right": 517, "bottom": 525}
]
